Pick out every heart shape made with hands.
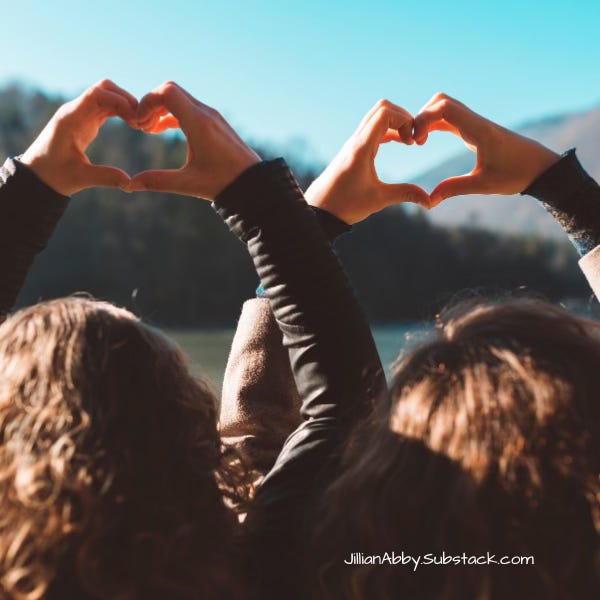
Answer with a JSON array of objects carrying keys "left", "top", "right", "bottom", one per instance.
[
  {"left": 21, "top": 78, "right": 259, "bottom": 200},
  {"left": 354, "top": 95, "right": 489, "bottom": 213},
  {"left": 21, "top": 81, "right": 196, "bottom": 198},
  {"left": 410, "top": 93, "right": 561, "bottom": 207},
  {"left": 348, "top": 91, "right": 560, "bottom": 220}
]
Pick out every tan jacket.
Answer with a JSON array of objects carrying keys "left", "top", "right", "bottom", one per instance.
[{"left": 220, "top": 298, "right": 301, "bottom": 481}]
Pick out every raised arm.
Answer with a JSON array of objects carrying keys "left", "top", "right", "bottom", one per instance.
[
  {"left": 220, "top": 208, "right": 351, "bottom": 481},
  {"left": 0, "top": 80, "right": 138, "bottom": 321}
]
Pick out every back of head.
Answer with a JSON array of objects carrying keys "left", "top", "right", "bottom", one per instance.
[
  {"left": 0, "top": 297, "right": 245, "bottom": 599},
  {"left": 312, "top": 298, "right": 600, "bottom": 599}
]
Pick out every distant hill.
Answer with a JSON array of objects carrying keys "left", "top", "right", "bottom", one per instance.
[{"left": 409, "top": 104, "right": 600, "bottom": 237}]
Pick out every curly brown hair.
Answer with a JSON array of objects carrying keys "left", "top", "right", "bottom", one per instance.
[
  {"left": 312, "top": 298, "right": 600, "bottom": 599},
  {"left": 0, "top": 297, "right": 249, "bottom": 599}
]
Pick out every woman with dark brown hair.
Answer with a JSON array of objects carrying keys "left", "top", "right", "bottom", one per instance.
[
  {"left": 0, "top": 297, "right": 246, "bottom": 599},
  {"left": 311, "top": 297, "right": 600, "bottom": 599},
  {"left": 131, "top": 86, "right": 600, "bottom": 599},
  {"left": 300, "top": 95, "right": 600, "bottom": 599}
]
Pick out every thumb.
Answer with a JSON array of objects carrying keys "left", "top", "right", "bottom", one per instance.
[
  {"left": 380, "top": 183, "right": 431, "bottom": 209},
  {"left": 128, "top": 169, "right": 186, "bottom": 195},
  {"left": 430, "top": 172, "right": 486, "bottom": 207},
  {"left": 81, "top": 164, "right": 130, "bottom": 191}
]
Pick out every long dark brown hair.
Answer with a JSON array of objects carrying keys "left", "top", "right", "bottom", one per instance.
[
  {"left": 312, "top": 298, "right": 600, "bottom": 599},
  {"left": 0, "top": 297, "right": 249, "bottom": 599}
]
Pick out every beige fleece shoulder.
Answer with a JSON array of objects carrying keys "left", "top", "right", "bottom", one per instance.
[{"left": 221, "top": 298, "right": 301, "bottom": 477}]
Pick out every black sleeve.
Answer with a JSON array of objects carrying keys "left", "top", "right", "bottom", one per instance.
[
  {"left": 213, "top": 159, "right": 385, "bottom": 596},
  {"left": 522, "top": 149, "right": 600, "bottom": 257},
  {"left": 0, "top": 158, "right": 70, "bottom": 322},
  {"left": 254, "top": 205, "right": 350, "bottom": 297},
  {"left": 310, "top": 205, "right": 352, "bottom": 243}
]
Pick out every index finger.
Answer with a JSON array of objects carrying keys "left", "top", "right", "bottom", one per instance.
[
  {"left": 356, "top": 99, "right": 413, "bottom": 136},
  {"left": 79, "top": 87, "right": 137, "bottom": 123},
  {"left": 96, "top": 79, "right": 138, "bottom": 110},
  {"left": 136, "top": 82, "right": 197, "bottom": 128},
  {"left": 359, "top": 105, "right": 414, "bottom": 150},
  {"left": 413, "top": 96, "right": 484, "bottom": 145}
]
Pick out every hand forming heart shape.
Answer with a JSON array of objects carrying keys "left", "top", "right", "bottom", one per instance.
[
  {"left": 20, "top": 80, "right": 259, "bottom": 201},
  {"left": 20, "top": 80, "right": 139, "bottom": 196},
  {"left": 412, "top": 94, "right": 560, "bottom": 207},
  {"left": 305, "top": 94, "right": 560, "bottom": 223},
  {"left": 19, "top": 81, "right": 560, "bottom": 222}
]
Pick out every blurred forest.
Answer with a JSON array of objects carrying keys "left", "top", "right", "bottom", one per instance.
[{"left": 0, "top": 83, "right": 591, "bottom": 326}]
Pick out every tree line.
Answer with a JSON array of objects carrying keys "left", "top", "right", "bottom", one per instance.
[{"left": 0, "top": 83, "right": 590, "bottom": 326}]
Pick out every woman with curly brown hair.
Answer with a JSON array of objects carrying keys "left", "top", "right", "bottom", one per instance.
[
  {"left": 0, "top": 297, "right": 246, "bottom": 599},
  {"left": 310, "top": 297, "right": 600, "bottom": 599},
  {"left": 0, "top": 80, "right": 258, "bottom": 599}
]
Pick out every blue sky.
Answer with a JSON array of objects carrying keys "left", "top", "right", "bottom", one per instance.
[{"left": 2, "top": 0, "right": 599, "bottom": 181}]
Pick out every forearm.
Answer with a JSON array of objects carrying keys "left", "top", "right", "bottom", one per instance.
[
  {"left": 214, "top": 159, "right": 385, "bottom": 438},
  {"left": 0, "top": 158, "right": 70, "bottom": 321},
  {"left": 224, "top": 206, "right": 351, "bottom": 475},
  {"left": 255, "top": 205, "right": 350, "bottom": 297},
  {"left": 223, "top": 204, "right": 350, "bottom": 465}
]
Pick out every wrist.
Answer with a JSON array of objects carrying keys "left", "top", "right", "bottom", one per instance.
[
  {"left": 17, "top": 152, "right": 71, "bottom": 197},
  {"left": 211, "top": 152, "right": 261, "bottom": 199},
  {"left": 524, "top": 138, "right": 560, "bottom": 181},
  {"left": 310, "top": 205, "right": 352, "bottom": 242},
  {"left": 305, "top": 185, "right": 349, "bottom": 224},
  {"left": 19, "top": 150, "right": 71, "bottom": 196}
]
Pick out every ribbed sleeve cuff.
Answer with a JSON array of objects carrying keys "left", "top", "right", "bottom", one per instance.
[
  {"left": 522, "top": 149, "right": 592, "bottom": 206},
  {"left": 310, "top": 206, "right": 352, "bottom": 242}
]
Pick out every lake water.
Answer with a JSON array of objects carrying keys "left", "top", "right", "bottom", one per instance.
[
  {"left": 164, "top": 297, "right": 600, "bottom": 387},
  {"left": 167, "top": 323, "right": 433, "bottom": 388}
]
